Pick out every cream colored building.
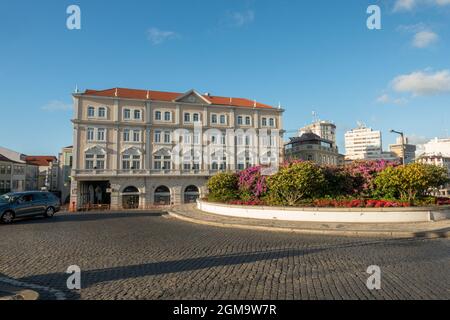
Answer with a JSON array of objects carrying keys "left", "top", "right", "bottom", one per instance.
[
  {"left": 70, "top": 88, "right": 284, "bottom": 210},
  {"left": 345, "top": 127, "right": 382, "bottom": 161}
]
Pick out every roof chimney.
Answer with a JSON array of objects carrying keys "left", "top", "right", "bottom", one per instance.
[{"left": 114, "top": 88, "right": 118, "bottom": 97}]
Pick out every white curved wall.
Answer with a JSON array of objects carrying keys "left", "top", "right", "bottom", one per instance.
[{"left": 197, "top": 201, "right": 450, "bottom": 223}]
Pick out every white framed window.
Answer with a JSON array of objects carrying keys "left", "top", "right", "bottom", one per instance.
[
  {"left": 164, "top": 111, "right": 171, "bottom": 121},
  {"left": 87, "top": 106, "right": 95, "bottom": 118},
  {"left": 154, "top": 130, "right": 161, "bottom": 143},
  {"left": 85, "top": 154, "right": 105, "bottom": 170},
  {"left": 134, "top": 109, "right": 141, "bottom": 120},
  {"left": 211, "top": 114, "right": 217, "bottom": 124},
  {"left": 237, "top": 116, "right": 243, "bottom": 125},
  {"left": 269, "top": 118, "right": 275, "bottom": 127},
  {"left": 122, "top": 154, "right": 131, "bottom": 170},
  {"left": 87, "top": 128, "right": 94, "bottom": 141},
  {"left": 155, "top": 111, "right": 161, "bottom": 121},
  {"left": 124, "top": 109, "right": 131, "bottom": 120},
  {"left": 245, "top": 116, "right": 251, "bottom": 126},
  {"left": 193, "top": 113, "right": 200, "bottom": 122},
  {"left": 133, "top": 130, "right": 140, "bottom": 142},
  {"left": 85, "top": 154, "right": 94, "bottom": 169},
  {"left": 193, "top": 132, "right": 200, "bottom": 145},
  {"left": 220, "top": 115, "right": 226, "bottom": 124},
  {"left": 123, "top": 129, "right": 130, "bottom": 142},
  {"left": 262, "top": 117, "right": 267, "bottom": 127},
  {"left": 132, "top": 155, "right": 141, "bottom": 169},
  {"left": 184, "top": 113, "right": 191, "bottom": 123},
  {"left": 97, "top": 128, "right": 106, "bottom": 141},
  {"left": 98, "top": 107, "right": 106, "bottom": 118},
  {"left": 153, "top": 156, "right": 162, "bottom": 170},
  {"left": 164, "top": 131, "right": 171, "bottom": 143}
]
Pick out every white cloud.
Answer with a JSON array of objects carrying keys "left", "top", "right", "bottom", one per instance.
[
  {"left": 147, "top": 28, "right": 179, "bottom": 45},
  {"left": 394, "top": 0, "right": 450, "bottom": 11},
  {"left": 226, "top": 10, "right": 255, "bottom": 27},
  {"left": 391, "top": 69, "right": 450, "bottom": 96},
  {"left": 41, "top": 100, "right": 72, "bottom": 112},
  {"left": 394, "top": 0, "right": 417, "bottom": 11},
  {"left": 376, "top": 94, "right": 408, "bottom": 105},
  {"left": 413, "top": 30, "right": 439, "bottom": 48}
]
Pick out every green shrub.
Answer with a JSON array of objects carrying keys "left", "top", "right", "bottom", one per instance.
[
  {"left": 374, "top": 163, "right": 449, "bottom": 204},
  {"left": 206, "top": 172, "right": 239, "bottom": 202},
  {"left": 265, "top": 161, "right": 327, "bottom": 206}
]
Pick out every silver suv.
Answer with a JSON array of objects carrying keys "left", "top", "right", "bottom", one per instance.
[{"left": 0, "top": 191, "right": 61, "bottom": 224}]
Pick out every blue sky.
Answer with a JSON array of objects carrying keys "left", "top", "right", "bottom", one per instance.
[{"left": 0, "top": 0, "right": 449, "bottom": 155}]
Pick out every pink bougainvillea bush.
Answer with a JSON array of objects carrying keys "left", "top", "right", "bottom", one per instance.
[
  {"left": 237, "top": 166, "right": 268, "bottom": 201},
  {"left": 344, "top": 160, "right": 399, "bottom": 196}
]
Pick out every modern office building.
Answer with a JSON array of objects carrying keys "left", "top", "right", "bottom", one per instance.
[
  {"left": 70, "top": 87, "right": 284, "bottom": 210},
  {"left": 344, "top": 127, "right": 383, "bottom": 161}
]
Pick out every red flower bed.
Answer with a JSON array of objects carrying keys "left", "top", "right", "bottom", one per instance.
[
  {"left": 436, "top": 198, "right": 450, "bottom": 206},
  {"left": 313, "top": 199, "right": 410, "bottom": 208},
  {"left": 228, "top": 199, "right": 265, "bottom": 206}
]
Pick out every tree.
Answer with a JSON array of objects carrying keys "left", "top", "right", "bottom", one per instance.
[
  {"left": 266, "top": 161, "right": 326, "bottom": 206},
  {"left": 374, "top": 163, "right": 449, "bottom": 204}
]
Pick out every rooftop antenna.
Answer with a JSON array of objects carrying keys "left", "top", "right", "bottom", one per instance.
[
  {"left": 278, "top": 102, "right": 282, "bottom": 109},
  {"left": 356, "top": 120, "right": 366, "bottom": 128},
  {"left": 312, "top": 111, "right": 319, "bottom": 123}
]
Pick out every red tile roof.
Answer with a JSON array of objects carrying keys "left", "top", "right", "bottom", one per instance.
[
  {"left": 81, "top": 88, "right": 275, "bottom": 109},
  {"left": 24, "top": 156, "right": 57, "bottom": 167}
]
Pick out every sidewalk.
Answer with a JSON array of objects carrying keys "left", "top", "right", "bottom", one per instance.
[{"left": 169, "top": 204, "right": 450, "bottom": 239}]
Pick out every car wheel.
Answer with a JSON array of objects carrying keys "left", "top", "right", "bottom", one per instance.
[
  {"left": 1, "top": 211, "right": 15, "bottom": 224},
  {"left": 44, "top": 207, "right": 55, "bottom": 218}
]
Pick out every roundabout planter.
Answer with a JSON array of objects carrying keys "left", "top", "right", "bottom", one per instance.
[{"left": 197, "top": 200, "right": 450, "bottom": 223}]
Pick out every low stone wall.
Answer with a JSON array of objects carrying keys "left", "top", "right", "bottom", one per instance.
[{"left": 197, "top": 200, "right": 450, "bottom": 223}]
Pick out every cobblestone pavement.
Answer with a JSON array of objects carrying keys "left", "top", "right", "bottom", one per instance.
[{"left": 0, "top": 211, "right": 449, "bottom": 300}]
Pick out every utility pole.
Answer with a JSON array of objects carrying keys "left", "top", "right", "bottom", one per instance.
[{"left": 390, "top": 129, "right": 405, "bottom": 165}]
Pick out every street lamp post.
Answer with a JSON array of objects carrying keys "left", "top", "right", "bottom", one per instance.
[{"left": 390, "top": 129, "right": 405, "bottom": 165}]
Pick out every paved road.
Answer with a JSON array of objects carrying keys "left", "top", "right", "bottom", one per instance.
[{"left": 0, "top": 211, "right": 448, "bottom": 300}]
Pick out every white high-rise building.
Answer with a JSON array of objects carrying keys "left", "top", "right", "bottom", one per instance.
[{"left": 344, "top": 127, "right": 382, "bottom": 160}]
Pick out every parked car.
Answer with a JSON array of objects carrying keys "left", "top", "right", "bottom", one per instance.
[{"left": 0, "top": 191, "right": 61, "bottom": 224}]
